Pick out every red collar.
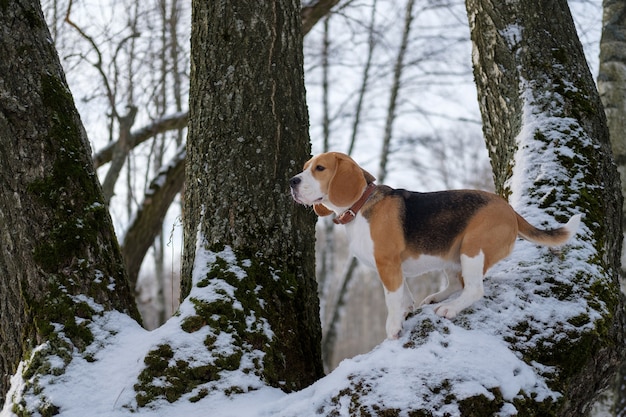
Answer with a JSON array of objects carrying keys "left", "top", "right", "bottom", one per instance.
[{"left": 333, "top": 183, "right": 377, "bottom": 225}]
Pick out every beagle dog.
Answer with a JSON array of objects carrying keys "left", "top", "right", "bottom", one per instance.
[{"left": 290, "top": 152, "right": 581, "bottom": 339}]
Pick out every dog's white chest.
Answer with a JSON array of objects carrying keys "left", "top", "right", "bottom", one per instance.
[{"left": 344, "top": 215, "right": 377, "bottom": 269}]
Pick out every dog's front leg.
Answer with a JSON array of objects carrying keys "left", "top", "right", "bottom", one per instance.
[
  {"left": 402, "top": 279, "right": 416, "bottom": 314},
  {"left": 384, "top": 286, "right": 406, "bottom": 339},
  {"left": 376, "top": 256, "right": 406, "bottom": 339}
]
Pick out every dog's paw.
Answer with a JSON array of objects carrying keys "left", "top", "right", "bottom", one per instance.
[
  {"left": 387, "top": 329, "right": 401, "bottom": 340},
  {"left": 434, "top": 303, "right": 459, "bottom": 319},
  {"left": 386, "top": 319, "right": 403, "bottom": 340}
]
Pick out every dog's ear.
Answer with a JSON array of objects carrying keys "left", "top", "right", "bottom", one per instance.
[
  {"left": 313, "top": 203, "right": 333, "bottom": 217},
  {"left": 328, "top": 156, "right": 368, "bottom": 207}
]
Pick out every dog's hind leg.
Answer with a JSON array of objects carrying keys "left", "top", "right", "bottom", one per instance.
[
  {"left": 434, "top": 251, "right": 485, "bottom": 319},
  {"left": 420, "top": 269, "right": 463, "bottom": 306}
]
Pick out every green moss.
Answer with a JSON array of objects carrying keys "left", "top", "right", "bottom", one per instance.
[
  {"left": 12, "top": 338, "right": 75, "bottom": 417},
  {"left": 510, "top": 393, "right": 559, "bottom": 416},
  {"left": 535, "top": 277, "right": 574, "bottom": 301},
  {"left": 328, "top": 379, "right": 373, "bottom": 416},
  {"left": 189, "top": 388, "right": 209, "bottom": 403},
  {"left": 538, "top": 188, "right": 558, "bottom": 209},
  {"left": 369, "top": 405, "right": 400, "bottom": 416},
  {"left": 567, "top": 313, "right": 591, "bottom": 328},
  {"left": 403, "top": 317, "right": 435, "bottom": 349},
  {"left": 134, "top": 244, "right": 309, "bottom": 407},
  {"left": 553, "top": 78, "right": 597, "bottom": 120},
  {"left": 24, "top": 281, "right": 95, "bottom": 352},
  {"left": 14, "top": 399, "right": 60, "bottom": 417},
  {"left": 520, "top": 319, "right": 603, "bottom": 394},
  {"left": 224, "top": 385, "right": 246, "bottom": 396},
  {"left": 134, "top": 243, "right": 320, "bottom": 407},
  {"left": 458, "top": 389, "right": 503, "bottom": 416},
  {"left": 407, "top": 411, "right": 433, "bottom": 417},
  {"left": 38, "top": 401, "right": 60, "bottom": 417},
  {"left": 22, "top": 342, "right": 69, "bottom": 381},
  {"left": 134, "top": 342, "right": 223, "bottom": 407},
  {"left": 29, "top": 184, "right": 107, "bottom": 274},
  {"left": 180, "top": 315, "right": 205, "bottom": 333},
  {"left": 143, "top": 344, "right": 173, "bottom": 371}
]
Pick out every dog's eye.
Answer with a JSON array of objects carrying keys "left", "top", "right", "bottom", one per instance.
[{"left": 315, "top": 165, "right": 325, "bottom": 172}]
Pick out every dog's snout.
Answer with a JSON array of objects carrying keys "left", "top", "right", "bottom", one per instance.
[{"left": 289, "top": 176, "right": 301, "bottom": 188}]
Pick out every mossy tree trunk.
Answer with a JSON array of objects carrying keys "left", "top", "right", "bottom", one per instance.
[
  {"left": 182, "top": 0, "right": 324, "bottom": 391},
  {"left": 467, "top": 0, "right": 624, "bottom": 414},
  {"left": 0, "top": 0, "right": 141, "bottom": 411},
  {"left": 594, "top": 0, "right": 626, "bottom": 414}
]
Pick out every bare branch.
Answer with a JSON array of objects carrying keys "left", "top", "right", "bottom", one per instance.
[
  {"left": 101, "top": 106, "right": 138, "bottom": 203},
  {"left": 64, "top": 0, "right": 118, "bottom": 117},
  {"left": 92, "top": 111, "right": 188, "bottom": 168},
  {"left": 301, "top": 0, "right": 341, "bottom": 35},
  {"left": 378, "top": 0, "right": 415, "bottom": 182}
]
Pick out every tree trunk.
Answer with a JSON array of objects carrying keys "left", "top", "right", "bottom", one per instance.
[
  {"left": 594, "top": 0, "right": 626, "bottom": 414},
  {"left": 599, "top": 0, "right": 626, "bottom": 239},
  {"left": 466, "top": 0, "right": 624, "bottom": 414},
  {"left": 0, "top": 0, "right": 140, "bottom": 410},
  {"left": 182, "top": 0, "right": 324, "bottom": 392}
]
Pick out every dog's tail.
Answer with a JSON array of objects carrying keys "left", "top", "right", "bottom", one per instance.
[{"left": 516, "top": 213, "right": 582, "bottom": 247}]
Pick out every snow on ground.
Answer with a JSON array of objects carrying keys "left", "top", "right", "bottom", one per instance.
[
  {"left": 1, "top": 213, "right": 597, "bottom": 417},
  {"left": 0, "top": 299, "right": 560, "bottom": 417}
]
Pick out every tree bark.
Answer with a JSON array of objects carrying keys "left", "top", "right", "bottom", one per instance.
[
  {"left": 0, "top": 0, "right": 140, "bottom": 410},
  {"left": 182, "top": 0, "right": 324, "bottom": 392},
  {"left": 599, "top": 0, "right": 626, "bottom": 230},
  {"left": 594, "top": 0, "right": 626, "bottom": 414}
]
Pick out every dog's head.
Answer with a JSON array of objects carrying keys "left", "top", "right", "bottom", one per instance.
[{"left": 289, "top": 152, "right": 375, "bottom": 216}]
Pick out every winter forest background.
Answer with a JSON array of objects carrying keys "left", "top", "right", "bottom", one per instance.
[
  {"left": 45, "top": 0, "right": 601, "bottom": 367},
  {"left": 1, "top": 0, "right": 626, "bottom": 416},
  {"left": 48, "top": 0, "right": 506, "bottom": 366}
]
